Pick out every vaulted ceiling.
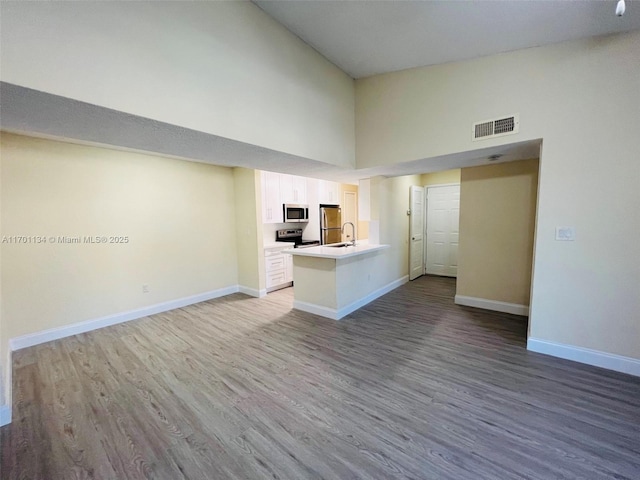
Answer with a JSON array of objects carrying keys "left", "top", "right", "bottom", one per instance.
[
  {"left": 254, "top": 1, "right": 640, "bottom": 79},
  {"left": 2, "top": 2, "right": 638, "bottom": 181}
]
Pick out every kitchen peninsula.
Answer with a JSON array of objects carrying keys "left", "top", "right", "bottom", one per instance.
[{"left": 284, "top": 243, "right": 395, "bottom": 320}]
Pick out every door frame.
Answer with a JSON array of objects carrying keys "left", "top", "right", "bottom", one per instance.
[
  {"left": 409, "top": 185, "right": 426, "bottom": 280},
  {"left": 424, "top": 183, "right": 460, "bottom": 277}
]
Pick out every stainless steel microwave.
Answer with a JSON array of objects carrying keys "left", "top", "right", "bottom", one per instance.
[{"left": 283, "top": 204, "right": 309, "bottom": 223}]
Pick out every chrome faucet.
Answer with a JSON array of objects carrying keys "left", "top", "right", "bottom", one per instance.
[{"left": 341, "top": 222, "right": 356, "bottom": 246}]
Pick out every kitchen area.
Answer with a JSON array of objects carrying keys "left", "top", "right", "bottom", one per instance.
[
  {"left": 261, "top": 170, "right": 348, "bottom": 293},
  {"left": 260, "top": 170, "right": 391, "bottom": 320}
]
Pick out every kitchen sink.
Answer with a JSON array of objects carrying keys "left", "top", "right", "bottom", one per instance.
[{"left": 325, "top": 242, "right": 352, "bottom": 248}]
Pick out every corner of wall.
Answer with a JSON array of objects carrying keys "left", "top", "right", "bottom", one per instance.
[
  {"left": 0, "top": 136, "right": 8, "bottom": 426},
  {"left": 254, "top": 170, "right": 266, "bottom": 291},
  {"left": 233, "top": 167, "right": 264, "bottom": 293},
  {"left": 0, "top": 349, "right": 11, "bottom": 427},
  {"left": 0, "top": 405, "right": 11, "bottom": 427}
]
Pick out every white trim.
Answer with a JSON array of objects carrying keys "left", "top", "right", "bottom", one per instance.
[
  {"left": 455, "top": 295, "right": 529, "bottom": 316},
  {"left": 0, "top": 405, "right": 11, "bottom": 427},
  {"left": 293, "top": 300, "right": 340, "bottom": 320},
  {"left": 294, "top": 275, "right": 409, "bottom": 321},
  {"left": 527, "top": 338, "right": 640, "bottom": 377},
  {"left": 239, "top": 286, "right": 267, "bottom": 298},
  {"left": 337, "top": 275, "right": 409, "bottom": 319},
  {"left": 266, "top": 282, "right": 293, "bottom": 293},
  {"left": 425, "top": 182, "right": 460, "bottom": 189},
  {"left": 9, "top": 285, "right": 240, "bottom": 352}
]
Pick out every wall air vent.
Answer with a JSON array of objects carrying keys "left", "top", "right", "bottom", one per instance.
[{"left": 472, "top": 114, "right": 519, "bottom": 141}]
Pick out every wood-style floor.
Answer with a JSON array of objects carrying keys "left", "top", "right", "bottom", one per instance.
[{"left": 2, "top": 276, "right": 639, "bottom": 479}]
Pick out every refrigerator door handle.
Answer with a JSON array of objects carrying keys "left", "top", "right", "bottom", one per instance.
[{"left": 321, "top": 209, "right": 327, "bottom": 245}]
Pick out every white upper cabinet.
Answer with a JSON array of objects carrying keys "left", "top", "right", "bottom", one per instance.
[
  {"left": 279, "top": 174, "right": 294, "bottom": 204},
  {"left": 262, "top": 171, "right": 310, "bottom": 223},
  {"left": 292, "top": 176, "right": 308, "bottom": 204},
  {"left": 318, "top": 180, "right": 339, "bottom": 204},
  {"left": 280, "top": 174, "right": 307, "bottom": 204},
  {"left": 262, "top": 171, "right": 282, "bottom": 223}
]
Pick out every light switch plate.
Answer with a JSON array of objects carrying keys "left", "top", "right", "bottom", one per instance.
[{"left": 555, "top": 226, "right": 575, "bottom": 241}]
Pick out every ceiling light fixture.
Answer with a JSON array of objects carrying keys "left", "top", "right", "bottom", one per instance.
[
  {"left": 616, "top": 0, "right": 626, "bottom": 16},
  {"left": 488, "top": 154, "right": 503, "bottom": 162}
]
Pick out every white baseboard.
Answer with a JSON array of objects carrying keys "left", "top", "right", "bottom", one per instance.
[
  {"left": 337, "top": 275, "right": 409, "bottom": 320},
  {"left": 455, "top": 295, "right": 529, "bottom": 316},
  {"left": 294, "top": 275, "right": 409, "bottom": 321},
  {"left": 293, "top": 300, "right": 340, "bottom": 320},
  {"left": 239, "top": 286, "right": 267, "bottom": 298},
  {"left": 9, "top": 285, "right": 240, "bottom": 352},
  {"left": 527, "top": 337, "right": 640, "bottom": 377},
  {"left": 0, "top": 405, "right": 11, "bottom": 427}
]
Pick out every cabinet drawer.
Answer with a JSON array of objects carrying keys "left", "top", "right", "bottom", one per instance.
[
  {"left": 265, "top": 255, "right": 285, "bottom": 272},
  {"left": 266, "top": 271, "right": 287, "bottom": 288}
]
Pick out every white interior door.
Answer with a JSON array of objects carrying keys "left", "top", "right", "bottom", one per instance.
[
  {"left": 342, "top": 191, "right": 357, "bottom": 243},
  {"left": 426, "top": 185, "right": 460, "bottom": 277},
  {"left": 409, "top": 186, "right": 425, "bottom": 281}
]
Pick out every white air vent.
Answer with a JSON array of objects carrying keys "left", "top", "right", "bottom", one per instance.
[{"left": 472, "top": 114, "right": 519, "bottom": 141}]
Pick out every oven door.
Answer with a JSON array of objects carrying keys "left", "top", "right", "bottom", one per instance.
[{"left": 283, "top": 204, "right": 309, "bottom": 223}]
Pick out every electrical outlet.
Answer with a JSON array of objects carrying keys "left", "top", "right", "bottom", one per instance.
[
  {"left": 142, "top": 284, "right": 150, "bottom": 293},
  {"left": 555, "top": 226, "right": 575, "bottom": 241}
]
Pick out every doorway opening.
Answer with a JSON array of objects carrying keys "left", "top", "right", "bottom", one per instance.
[
  {"left": 342, "top": 190, "right": 357, "bottom": 243},
  {"left": 409, "top": 169, "right": 461, "bottom": 281},
  {"left": 425, "top": 184, "right": 460, "bottom": 278},
  {"left": 409, "top": 159, "right": 539, "bottom": 321}
]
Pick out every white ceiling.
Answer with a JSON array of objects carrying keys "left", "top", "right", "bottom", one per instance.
[{"left": 254, "top": 0, "right": 640, "bottom": 79}]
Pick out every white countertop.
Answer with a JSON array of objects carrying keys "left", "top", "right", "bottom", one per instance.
[
  {"left": 283, "top": 243, "right": 389, "bottom": 259},
  {"left": 264, "top": 241, "right": 291, "bottom": 250}
]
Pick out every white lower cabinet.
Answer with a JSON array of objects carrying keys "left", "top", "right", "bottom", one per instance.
[
  {"left": 266, "top": 269, "right": 287, "bottom": 289},
  {"left": 265, "top": 255, "right": 285, "bottom": 272},
  {"left": 265, "top": 246, "right": 294, "bottom": 292}
]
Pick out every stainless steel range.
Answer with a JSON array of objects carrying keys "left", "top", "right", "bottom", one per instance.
[{"left": 275, "top": 229, "right": 320, "bottom": 248}]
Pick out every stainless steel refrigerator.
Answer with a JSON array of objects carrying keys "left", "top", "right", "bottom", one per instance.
[{"left": 320, "top": 204, "right": 342, "bottom": 245}]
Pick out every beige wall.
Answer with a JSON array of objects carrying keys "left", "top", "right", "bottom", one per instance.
[
  {"left": 358, "top": 220, "right": 370, "bottom": 241},
  {"left": 457, "top": 160, "right": 539, "bottom": 306},
  {"left": 1, "top": 2, "right": 355, "bottom": 167},
  {"left": 292, "top": 248, "right": 390, "bottom": 315},
  {"left": 378, "top": 175, "right": 422, "bottom": 283},
  {"left": 233, "top": 168, "right": 264, "bottom": 294},
  {"left": 342, "top": 174, "right": 418, "bottom": 290},
  {"left": 421, "top": 169, "right": 461, "bottom": 186},
  {"left": 0, "top": 133, "right": 238, "bottom": 346},
  {"left": 357, "top": 31, "right": 640, "bottom": 360}
]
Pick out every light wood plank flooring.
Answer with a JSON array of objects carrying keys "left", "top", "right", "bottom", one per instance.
[{"left": 2, "top": 276, "right": 639, "bottom": 479}]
